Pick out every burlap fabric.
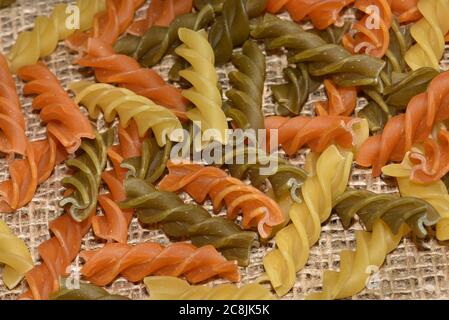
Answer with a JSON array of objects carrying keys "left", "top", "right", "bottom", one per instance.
[{"left": 0, "top": 0, "right": 448, "bottom": 300}]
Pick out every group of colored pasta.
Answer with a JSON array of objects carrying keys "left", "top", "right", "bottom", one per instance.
[{"left": 0, "top": 0, "right": 449, "bottom": 300}]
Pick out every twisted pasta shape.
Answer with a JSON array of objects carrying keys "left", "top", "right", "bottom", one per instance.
[
  {"left": 315, "top": 80, "right": 357, "bottom": 116},
  {"left": 207, "top": 0, "right": 267, "bottom": 65},
  {"left": 260, "top": 145, "right": 353, "bottom": 296},
  {"left": 308, "top": 189, "right": 439, "bottom": 299},
  {"left": 20, "top": 214, "right": 92, "bottom": 300},
  {"left": 70, "top": 81, "right": 182, "bottom": 146},
  {"left": 114, "top": 4, "right": 215, "bottom": 68},
  {"left": 342, "top": 0, "right": 393, "bottom": 58},
  {"left": 92, "top": 125, "right": 143, "bottom": 243},
  {"left": 405, "top": 0, "right": 449, "bottom": 70},
  {"left": 224, "top": 40, "right": 266, "bottom": 130},
  {"left": 65, "top": 0, "right": 144, "bottom": 52},
  {"left": 0, "top": 53, "right": 27, "bottom": 157},
  {"left": 391, "top": 0, "right": 422, "bottom": 23},
  {"left": 265, "top": 116, "right": 369, "bottom": 156},
  {"left": 175, "top": 28, "right": 228, "bottom": 144},
  {"left": 0, "top": 138, "right": 65, "bottom": 213},
  {"left": 7, "top": 0, "right": 106, "bottom": 72},
  {"left": 76, "top": 38, "right": 187, "bottom": 114},
  {"left": 80, "top": 242, "right": 240, "bottom": 286},
  {"left": 120, "top": 178, "right": 257, "bottom": 266},
  {"left": 51, "top": 281, "right": 129, "bottom": 300},
  {"left": 251, "top": 14, "right": 386, "bottom": 89},
  {"left": 383, "top": 154, "right": 449, "bottom": 241},
  {"left": 159, "top": 161, "right": 285, "bottom": 239},
  {"left": 145, "top": 276, "right": 276, "bottom": 300},
  {"left": 18, "top": 63, "right": 95, "bottom": 153},
  {"left": 0, "top": 219, "right": 33, "bottom": 289},
  {"left": 266, "top": 0, "right": 354, "bottom": 29},
  {"left": 127, "top": 0, "right": 193, "bottom": 36},
  {"left": 356, "top": 70, "right": 449, "bottom": 176},
  {"left": 0, "top": 0, "right": 15, "bottom": 8},
  {"left": 60, "top": 130, "right": 114, "bottom": 222}
]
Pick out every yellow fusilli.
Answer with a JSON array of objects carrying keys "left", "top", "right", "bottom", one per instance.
[
  {"left": 175, "top": 28, "right": 228, "bottom": 145},
  {"left": 7, "top": 0, "right": 106, "bottom": 72},
  {"left": 70, "top": 81, "right": 182, "bottom": 146},
  {"left": 144, "top": 277, "right": 276, "bottom": 300},
  {"left": 383, "top": 154, "right": 449, "bottom": 241},
  {"left": 260, "top": 145, "right": 354, "bottom": 296},
  {"left": 0, "top": 220, "right": 33, "bottom": 289},
  {"left": 404, "top": 0, "right": 449, "bottom": 70}
]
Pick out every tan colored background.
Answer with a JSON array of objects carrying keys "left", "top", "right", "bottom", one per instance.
[{"left": 0, "top": 0, "right": 448, "bottom": 300}]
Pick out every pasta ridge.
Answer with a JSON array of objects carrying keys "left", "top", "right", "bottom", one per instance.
[
  {"left": 51, "top": 281, "right": 129, "bottom": 300},
  {"left": 80, "top": 242, "right": 240, "bottom": 286}
]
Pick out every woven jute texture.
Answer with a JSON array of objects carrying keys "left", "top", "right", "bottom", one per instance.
[{"left": 1, "top": 0, "right": 449, "bottom": 300}]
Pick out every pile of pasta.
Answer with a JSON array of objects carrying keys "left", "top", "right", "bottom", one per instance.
[{"left": 1, "top": 0, "right": 449, "bottom": 300}]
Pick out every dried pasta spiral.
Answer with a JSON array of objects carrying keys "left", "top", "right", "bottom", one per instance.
[
  {"left": 20, "top": 215, "right": 92, "bottom": 300},
  {"left": 315, "top": 80, "right": 357, "bottom": 116},
  {"left": 260, "top": 145, "right": 353, "bottom": 296},
  {"left": 18, "top": 63, "right": 95, "bottom": 153},
  {"left": 175, "top": 28, "right": 228, "bottom": 144},
  {"left": 251, "top": 13, "right": 386, "bottom": 89},
  {"left": 405, "top": 0, "right": 449, "bottom": 70},
  {"left": 70, "top": 81, "right": 182, "bottom": 146},
  {"left": 159, "top": 161, "right": 285, "bottom": 239},
  {"left": 383, "top": 154, "right": 449, "bottom": 241},
  {"left": 114, "top": 4, "right": 215, "bottom": 67},
  {"left": 391, "top": 0, "right": 422, "bottom": 23},
  {"left": 342, "top": 0, "right": 393, "bottom": 58},
  {"left": 0, "top": 53, "right": 27, "bottom": 157},
  {"left": 266, "top": 0, "right": 354, "bottom": 30},
  {"left": 307, "top": 189, "right": 439, "bottom": 300},
  {"left": 120, "top": 178, "right": 257, "bottom": 266},
  {"left": 60, "top": 130, "right": 114, "bottom": 222},
  {"left": 76, "top": 38, "right": 188, "bottom": 114},
  {"left": 265, "top": 115, "right": 369, "bottom": 156},
  {"left": 0, "top": 219, "right": 33, "bottom": 289},
  {"left": 145, "top": 276, "right": 276, "bottom": 300},
  {"left": 224, "top": 40, "right": 266, "bottom": 130},
  {"left": 356, "top": 71, "right": 449, "bottom": 176},
  {"left": 7, "top": 0, "right": 106, "bottom": 72},
  {"left": 80, "top": 242, "right": 240, "bottom": 286},
  {"left": 65, "top": 0, "right": 144, "bottom": 52},
  {"left": 51, "top": 281, "right": 129, "bottom": 300}
]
